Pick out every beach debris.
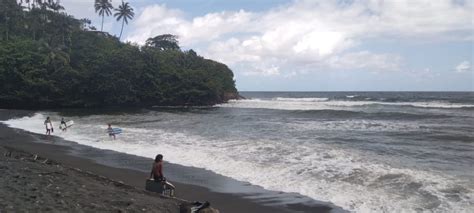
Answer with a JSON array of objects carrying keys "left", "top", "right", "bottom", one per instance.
[
  {"left": 35, "top": 171, "right": 67, "bottom": 176},
  {"left": 114, "top": 181, "right": 125, "bottom": 187},
  {"left": 179, "top": 201, "right": 219, "bottom": 213},
  {"left": 190, "top": 201, "right": 210, "bottom": 213}
]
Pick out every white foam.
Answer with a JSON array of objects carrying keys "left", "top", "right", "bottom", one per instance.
[
  {"left": 274, "top": 97, "right": 329, "bottom": 102},
  {"left": 288, "top": 120, "right": 423, "bottom": 132},
  {"left": 218, "top": 99, "right": 474, "bottom": 111},
  {"left": 2, "top": 113, "right": 473, "bottom": 212},
  {"left": 3, "top": 113, "right": 57, "bottom": 135}
]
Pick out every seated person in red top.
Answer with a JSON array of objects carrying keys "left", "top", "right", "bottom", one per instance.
[
  {"left": 151, "top": 154, "right": 164, "bottom": 180},
  {"left": 150, "top": 154, "right": 175, "bottom": 196}
]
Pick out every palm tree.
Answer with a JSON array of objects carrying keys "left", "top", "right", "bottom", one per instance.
[
  {"left": 94, "top": 0, "right": 113, "bottom": 32},
  {"left": 114, "top": 1, "right": 134, "bottom": 40},
  {"left": 33, "top": 0, "right": 44, "bottom": 9},
  {"left": 48, "top": 0, "right": 64, "bottom": 13},
  {"left": 25, "top": 0, "right": 31, "bottom": 10},
  {"left": 47, "top": 0, "right": 64, "bottom": 13}
]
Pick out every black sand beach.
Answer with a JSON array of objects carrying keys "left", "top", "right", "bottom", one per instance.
[
  {"left": 0, "top": 146, "right": 183, "bottom": 212},
  {"left": 0, "top": 110, "right": 332, "bottom": 213}
]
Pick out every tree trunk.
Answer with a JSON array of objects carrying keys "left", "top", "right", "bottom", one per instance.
[
  {"left": 4, "top": 11, "right": 8, "bottom": 41},
  {"left": 119, "top": 19, "right": 124, "bottom": 40},
  {"left": 101, "top": 14, "right": 104, "bottom": 32}
]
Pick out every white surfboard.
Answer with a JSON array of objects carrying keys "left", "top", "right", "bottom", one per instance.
[{"left": 60, "top": 120, "right": 74, "bottom": 130}]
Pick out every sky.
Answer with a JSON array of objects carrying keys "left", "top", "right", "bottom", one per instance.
[{"left": 59, "top": 0, "right": 473, "bottom": 91}]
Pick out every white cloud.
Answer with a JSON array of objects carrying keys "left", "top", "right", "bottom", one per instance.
[
  {"left": 62, "top": 1, "right": 96, "bottom": 20},
  {"left": 327, "top": 51, "right": 403, "bottom": 72},
  {"left": 127, "top": 5, "right": 253, "bottom": 46},
  {"left": 126, "top": 0, "right": 473, "bottom": 76},
  {"left": 241, "top": 64, "right": 281, "bottom": 76},
  {"left": 455, "top": 61, "right": 472, "bottom": 73}
]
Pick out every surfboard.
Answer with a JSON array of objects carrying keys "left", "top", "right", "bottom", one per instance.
[
  {"left": 46, "top": 123, "right": 53, "bottom": 130},
  {"left": 107, "top": 128, "right": 122, "bottom": 135},
  {"left": 59, "top": 120, "right": 74, "bottom": 130}
]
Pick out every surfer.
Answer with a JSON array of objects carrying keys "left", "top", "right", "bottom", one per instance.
[
  {"left": 107, "top": 124, "right": 116, "bottom": 140},
  {"left": 44, "top": 117, "right": 53, "bottom": 135},
  {"left": 60, "top": 118, "right": 67, "bottom": 132},
  {"left": 150, "top": 154, "right": 175, "bottom": 196}
]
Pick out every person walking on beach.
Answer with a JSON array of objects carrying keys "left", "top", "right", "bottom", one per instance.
[
  {"left": 107, "top": 124, "right": 116, "bottom": 140},
  {"left": 44, "top": 117, "right": 53, "bottom": 135},
  {"left": 150, "top": 154, "right": 175, "bottom": 196}
]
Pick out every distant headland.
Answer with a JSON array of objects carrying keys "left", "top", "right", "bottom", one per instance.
[{"left": 0, "top": 0, "right": 239, "bottom": 109}]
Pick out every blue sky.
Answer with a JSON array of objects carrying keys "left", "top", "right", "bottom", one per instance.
[{"left": 59, "top": 0, "right": 473, "bottom": 91}]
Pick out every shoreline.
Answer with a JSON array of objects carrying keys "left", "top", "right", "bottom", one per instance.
[{"left": 0, "top": 109, "right": 334, "bottom": 213}]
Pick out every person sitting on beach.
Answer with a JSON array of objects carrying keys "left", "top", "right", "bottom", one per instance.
[
  {"left": 60, "top": 118, "right": 67, "bottom": 132},
  {"left": 44, "top": 117, "right": 53, "bottom": 135},
  {"left": 150, "top": 154, "right": 175, "bottom": 196},
  {"left": 107, "top": 124, "right": 115, "bottom": 140}
]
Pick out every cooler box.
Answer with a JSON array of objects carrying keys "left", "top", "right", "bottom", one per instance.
[{"left": 145, "top": 179, "right": 164, "bottom": 193}]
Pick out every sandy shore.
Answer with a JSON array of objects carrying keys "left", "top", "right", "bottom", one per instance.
[
  {"left": 0, "top": 146, "right": 184, "bottom": 212},
  {"left": 0, "top": 110, "right": 333, "bottom": 213}
]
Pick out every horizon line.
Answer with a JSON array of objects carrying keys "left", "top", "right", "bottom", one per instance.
[{"left": 238, "top": 90, "right": 474, "bottom": 93}]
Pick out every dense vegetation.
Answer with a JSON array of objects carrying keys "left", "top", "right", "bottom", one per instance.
[{"left": 0, "top": 0, "right": 238, "bottom": 108}]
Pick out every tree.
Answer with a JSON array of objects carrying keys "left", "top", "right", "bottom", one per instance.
[
  {"left": 114, "top": 1, "right": 134, "bottom": 40},
  {"left": 1, "top": 0, "right": 21, "bottom": 41},
  {"left": 145, "top": 34, "right": 180, "bottom": 51},
  {"left": 48, "top": 0, "right": 64, "bottom": 13},
  {"left": 24, "top": 0, "right": 31, "bottom": 10},
  {"left": 0, "top": 3, "right": 238, "bottom": 108},
  {"left": 94, "top": 0, "right": 113, "bottom": 32}
]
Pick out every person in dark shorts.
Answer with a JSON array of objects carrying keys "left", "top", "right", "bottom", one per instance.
[
  {"left": 150, "top": 154, "right": 175, "bottom": 196},
  {"left": 44, "top": 117, "right": 53, "bottom": 135},
  {"left": 107, "top": 124, "right": 115, "bottom": 140}
]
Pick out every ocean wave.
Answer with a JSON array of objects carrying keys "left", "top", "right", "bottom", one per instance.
[
  {"left": 287, "top": 109, "right": 450, "bottom": 120},
  {"left": 220, "top": 99, "right": 474, "bottom": 110},
  {"left": 288, "top": 120, "right": 425, "bottom": 132},
  {"left": 274, "top": 97, "right": 329, "bottom": 102}
]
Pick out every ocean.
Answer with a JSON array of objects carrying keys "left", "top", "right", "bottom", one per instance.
[{"left": 3, "top": 92, "right": 474, "bottom": 212}]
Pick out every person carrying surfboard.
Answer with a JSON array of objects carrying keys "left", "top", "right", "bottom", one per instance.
[
  {"left": 150, "top": 154, "right": 175, "bottom": 196},
  {"left": 107, "top": 124, "right": 116, "bottom": 140},
  {"left": 60, "top": 118, "right": 67, "bottom": 132},
  {"left": 44, "top": 117, "right": 53, "bottom": 135}
]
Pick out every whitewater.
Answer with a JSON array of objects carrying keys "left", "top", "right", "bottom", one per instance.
[{"left": 2, "top": 92, "right": 474, "bottom": 212}]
